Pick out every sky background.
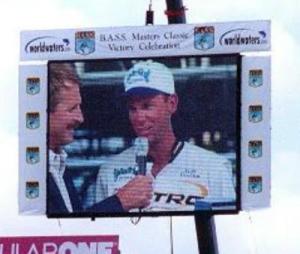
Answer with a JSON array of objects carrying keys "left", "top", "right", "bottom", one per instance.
[{"left": 0, "top": 0, "right": 300, "bottom": 253}]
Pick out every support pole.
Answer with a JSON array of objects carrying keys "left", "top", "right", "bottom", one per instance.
[
  {"left": 145, "top": 0, "right": 154, "bottom": 25},
  {"left": 195, "top": 215, "right": 219, "bottom": 254},
  {"left": 165, "top": 0, "right": 186, "bottom": 24},
  {"left": 164, "top": 2, "right": 218, "bottom": 253}
]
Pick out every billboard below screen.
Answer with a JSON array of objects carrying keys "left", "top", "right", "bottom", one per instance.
[{"left": 0, "top": 235, "right": 119, "bottom": 254}]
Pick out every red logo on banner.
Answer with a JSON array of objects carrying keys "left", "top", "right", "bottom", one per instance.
[{"left": 0, "top": 235, "right": 119, "bottom": 254}]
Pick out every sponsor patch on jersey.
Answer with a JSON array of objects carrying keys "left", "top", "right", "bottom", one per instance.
[
  {"left": 26, "top": 147, "right": 40, "bottom": 164},
  {"left": 249, "top": 105, "right": 263, "bottom": 123},
  {"left": 249, "top": 69, "right": 263, "bottom": 88},
  {"left": 113, "top": 166, "right": 137, "bottom": 182},
  {"left": 194, "top": 26, "right": 215, "bottom": 50},
  {"left": 179, "top": 168, "right": 201, "bottom": 178},
  {"left": 248, "top": 176, "right": 262, "bottom": 193},
  {"left": 248, "top": 140, "right": 262, "bottom": 158},
  {"left": 26, "top": 112, "right": 40, "bottom": 129},
  {"left": 183, "top": 180, "right": 209, "bottom": 197},
  {"left": 26, "top": 77, "right": 40, "bottom": 95},
  {"left": 153, "top": 191, "right": 204, "bottom": 207},
  {"left": 75, "top": 31, "right": 95, "bottom": 55},
  {"left": 26, "top": 181, "right": 39, "bottom": 199}
]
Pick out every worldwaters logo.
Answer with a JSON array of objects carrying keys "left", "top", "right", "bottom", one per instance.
[
  {"left": 219, "top": 28, "right": 268, "bottom": 46},
  {"left": 25, "top": 36, "right": 71, "bottom": 53}
]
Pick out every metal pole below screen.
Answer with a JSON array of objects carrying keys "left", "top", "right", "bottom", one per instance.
[
  {"left": 164, "top": 1, "right": 218, "bottom": 253},
  {"left": 195, "top": 215, "right": 219, "bottom": 254}
]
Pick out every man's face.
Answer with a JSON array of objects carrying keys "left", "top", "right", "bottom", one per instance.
[
  {"left": 49, "top": 82, "right": 84, "bottom": 152},
  {"left": 128, "top": 94, "right": 178, "bottom": 145}
]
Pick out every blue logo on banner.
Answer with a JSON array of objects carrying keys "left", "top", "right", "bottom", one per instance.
[
  {"left": 194, "top": 26, "right": 215, "bottom": 50},
  {"left": 26, "top": 147, "right": 40, "bottom": 164},
  {"left": 249, "top": 70, "right": 263, "bottom": 88},
  {"left": 249, "top": 105, "right": 263, "bottom": 123},
  {"left": 248, "top": 176, "right": 262, "bottom": 193},
  {"left": 26, "top": 182, "right": 39, "bottom": 199},
  {"left": 25, "top": 36, "right": 71, "bottom": 54},
  {"left": 26, "top": 112, "right": 40, "bottom": 129},
  {"left": 26, "top": 77, "right": 40, "bottom": 95},
  {"left": 75, "top": 31, "right": 95, "bottom": 55},
  {"left": 248, "top": 141, "right": 262, "bottom": 158}
]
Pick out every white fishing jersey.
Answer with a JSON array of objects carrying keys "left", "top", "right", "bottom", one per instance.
[{"left": 95, "top": 142, "right": 236, "bottom": 211}]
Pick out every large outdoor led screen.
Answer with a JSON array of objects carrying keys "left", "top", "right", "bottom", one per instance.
[{"left": 47, "top": 54, "right": 240, "bottom": 217}]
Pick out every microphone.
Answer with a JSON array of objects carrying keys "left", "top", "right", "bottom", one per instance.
[{"left": 134, "top": 137, "right": 149, "bottom": 175}]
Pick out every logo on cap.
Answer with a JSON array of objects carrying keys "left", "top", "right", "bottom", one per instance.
[
  {"left": 124, "top": 61, "right": 175, "bottom": 95},
  {"left": 126, "top": 68, "right": 151, "bottom": 85}
]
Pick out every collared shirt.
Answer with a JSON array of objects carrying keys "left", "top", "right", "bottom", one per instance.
[{"left": 49, "top": 150, "right": 73, "bottom": 212}]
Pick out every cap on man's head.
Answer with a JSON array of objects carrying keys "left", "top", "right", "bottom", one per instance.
[{"left": 124, "top": 60, "right": 175, "bottom": 96}]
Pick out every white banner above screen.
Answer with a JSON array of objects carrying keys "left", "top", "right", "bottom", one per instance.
[{"left": 20, "top": 20, "right": 270, "bottom": 61}]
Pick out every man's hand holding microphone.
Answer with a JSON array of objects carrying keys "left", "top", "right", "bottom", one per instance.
[{"left": 116, "top": 137, "right": 153, "bottom": 211}]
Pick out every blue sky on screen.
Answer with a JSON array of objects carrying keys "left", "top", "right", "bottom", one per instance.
[{"left": 0, "top": 0, "right": 299, "bottom": 253}]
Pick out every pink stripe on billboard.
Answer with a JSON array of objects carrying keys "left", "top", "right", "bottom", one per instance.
[{"left": 0, "top": 235, "right": 119, "bottom": 254}]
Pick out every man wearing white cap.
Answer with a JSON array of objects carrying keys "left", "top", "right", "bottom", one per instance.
[{"left": 95, "top": 60, "right": 236, "bottom": 212}]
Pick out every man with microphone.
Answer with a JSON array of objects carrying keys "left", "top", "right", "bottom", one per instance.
[
  {"left": 48, "top": 63, "right": 152, "bottom": 214},
  {"left": 95, "top": 60, "right": 235, "bottom": 212}
]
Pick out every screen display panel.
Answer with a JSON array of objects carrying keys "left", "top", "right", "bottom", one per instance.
[{"left": 47, "top": 54, "right": 240, "bottom": 217}]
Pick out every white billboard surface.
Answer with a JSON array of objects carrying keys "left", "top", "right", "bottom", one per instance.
[{"left": 19, "top": 20, "right": 271, "bottom": 215}]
